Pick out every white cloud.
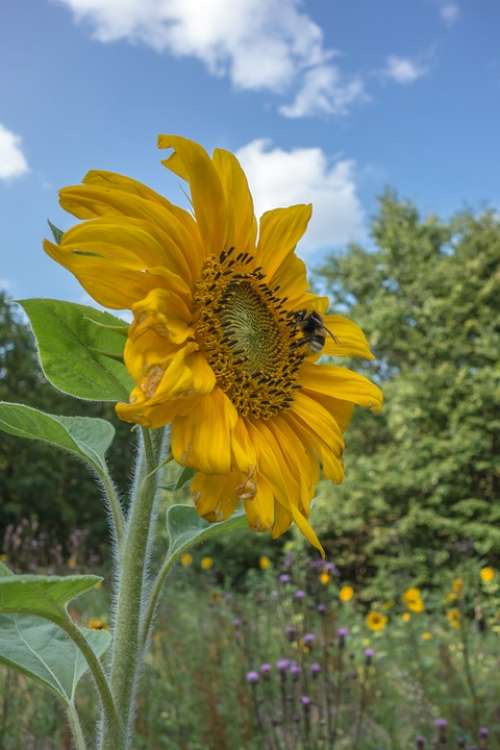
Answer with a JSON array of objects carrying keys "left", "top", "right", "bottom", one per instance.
[
  {"left": 236, "top": 138, "right": 365, "bottom": 255},
  {"left": 56, "top": 0, "right": 364, "bottom": 117},
  {"left": 0, "top": 124, "right": 29, "bottom": 180},
  {"left": 440, "top": 3, "right": 460, "bottom": 25},
  {"left": 279, "top": 64, "right": 366, "bottom": 118},
  {"left": 384, "top": 55, "right": 428, "bottom": 84}
]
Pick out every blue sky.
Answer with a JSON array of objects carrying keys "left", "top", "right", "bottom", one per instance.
[{"left": 1, "top": 0, "right": 499, "bottom": 305}]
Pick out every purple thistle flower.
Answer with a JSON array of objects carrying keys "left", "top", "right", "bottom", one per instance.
[
  {"left": 310, "top": 661, "right": 321, "bottom": 678},
  {"left": 294, "top": 589, "right": 306, "bottom": 601},
  {"left": 279, "top": 573, "right": 290, "bottom": 584},
  {"left": 276, "top": 658, "right": 290, "bottom": 673},
  {"left": 317, "top": 603, "right": 327, "bottom": 615},
  {"left": 246, "top": 671, "right": 259, "bottom": 684},
  {"left": 324, "top": 561, "right": 337, "bottom": 574},
  {"left": 364, "top": 647, "right": 375, "bottom": 665},
  {"left": 300, "top": 695, "right": 311, "bottom": 708},
  {"left": 416, "top": 737, "right": 425, "bottom": 749},
  {"left": 434, "top": 719, "right": 448, "bottom": 729},
  {"left": 233, "top": 617, "right": 242, "bottom": 628},
  {"left": 479, "top": 727, "right": 489, "bottom": 739},
  {"left": 285, "top": 625, "right": 297, "bottom": 642},
  {"left": 303, "top": 632, "right": 316, "bottom": 647},
  {"left": 260, "top": 663, "right": 272, "bottom": 679},
  {"left": 337, "top": 627, "right": 349, "bottom": 638},
  {"left": 289, "top": 662, "right": 301, "bottom": 681}
]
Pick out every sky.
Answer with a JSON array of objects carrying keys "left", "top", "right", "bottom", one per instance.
[{"left": 1, "top": 0, "right": 500, "bottom": 306}]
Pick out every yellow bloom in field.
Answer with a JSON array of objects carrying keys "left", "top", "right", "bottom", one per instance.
[
  {"left": 452, "top": 577, "right": 464, "bottom": 594},
  {"left": 180, "top": 552, "right": 193, "bottom": 567},
  {"left": 87, "top": 618, "right": 108, "bottom": 630},
  {"left": 0, "top": 553, "right": 8, "bottom": 562},
  {"left": 339, "top": 585, "right": 354, "bottom": 602},
  {"left": 366, "top": 611, "right": 388, "bottom": 632},
  {"left": 447, "top": 608, "right": 461, "bottom": 629},
  {"left": 402, "top": 587, "right": 425, "bottom": 613},
  {"left": 421, "top": 631, "right": 433, "bottom": 641},
  {"left": 44, "top": 135, "right": 382, "bottom": 554},
  {"left": 201, "top": 556, "right": 214, "bottom": 571},
  {"left": 402, "top": 612, "right": 411, "bottom": 623},
  {"left": 480, "top": 566, "right": 495, "bottom": 583},
  {"left": 446, "top": 591, "right": 457, "bottom": 604},
  {"left": 259, "top": 555, "right": 271, "bottom": 571},
  {"left": 319, "top": 572, "right": 331, "bottom": 586}
]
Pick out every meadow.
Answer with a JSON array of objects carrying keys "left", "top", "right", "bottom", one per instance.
[{"left": 1, "top": 536, "right": 498, "bottom": 750}]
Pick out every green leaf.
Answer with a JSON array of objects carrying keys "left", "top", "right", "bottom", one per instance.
[
  {"left": 0, "top": 574, "right": 101, "bottom": 621},
  {"left": 0, "top": 562, "right": 13, "bottom": 576},
  {"left": 175, "top": 466, "right": 196, "bottom": 490},
  {"left": 47, "top": 219, "right": 64, "bottom": 244},
  {"left": 20, "top": 299, "right": 132, "bottom": 401},
  {"left": 0, "top": 402, "right": 115, "bottom": 473},
  {"left": 166, "top": 505, "right": 248, "bottom": 564},
  {"left": 0, "top": 614, "right": 110, "bottom": 702}
]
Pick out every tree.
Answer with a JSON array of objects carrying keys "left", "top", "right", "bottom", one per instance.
[
  {"left": 312, "top": 192, "right": 500, "bottom": 594},
  {"left": 0, "top": 292, "right": 133, "bottom": 558}
]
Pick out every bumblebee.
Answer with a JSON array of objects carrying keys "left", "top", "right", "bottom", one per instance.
[{"left": 294, "top": 310, "right": 338, "bottom": 354}]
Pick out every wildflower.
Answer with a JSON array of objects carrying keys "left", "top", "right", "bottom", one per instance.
[
  {"left": 233, "top": 617, "right": 242, "bottom": 628},
  {"left": 246, "top": 671, "right": 260, "bottom": 684},
  {"left": 87, "top": 618, "right": 108, "bottom": 630},
  {"left": 294, "top": 589, "right": 306, "bottom": 602},
  {"left": 201, "top": 556, "right": 214, "bottom": 571},
  {"left": 402, "top": 587, "right": 425, "bottom": 613},
  {"left": 402, "top": 612, "right": 411, "bottom": 623},
  {"left": 339, "top": 584, "right": 354, "bottom": 602},
  {"left": 67, "top": 554, "right": 77, "bottom": 570},
  {"left": 317, "top": 603, "right": 327, "bottom": 615},
  {"left": 479, "top": 727, "right": 489, "bottom": 739},
  {"left": 447, "top": 608, "right": 461, "bottom": 629},
  {"left": 180, "top": 552, "right": 193, "bottom": 567},
  {"left": 434, "top": 718, "right": 448, "bottom": 743},
  {"left": 421, "top": 631, "right": 433, "bottom": 641},
  {"left": 259, "top": 555, "right": 271, "bottom": 570},
  {"left": 310, "top": 662, "right": 321, "bottom": 678},
  {"left": 480, "top": 566, "right": 495, "bottom": 583},
  {"left": 364, "top": 648, "right": 375, "bottom": 665},
  {"left": 300, "top": 695, "right": 311, "bottom": 708},
  {"left": 46, "top": 135, "right": 382, "bottom": 553},
  {"left": 260, "top": 663, "right": 272, "bottom": 679},
  {"left": 416, "top": 737, "right": 425, "bottom": 749},
  {"left": 303, "top": 632, "right": 315, "bottom": 648},
  {"left": 289, "top": 662, "right": 301, "bottom": 681},
  {"left": 279, "top": 573, "right": 291, "bottom": 584},
  {"left": 452, "top": 577, "right": 464, "bottom": 594},
  {"left": 366, "top": 611, "right": 388, "bottom": 632},
  {"left": 285, "top": 625, "right": 298, "bottom": 642},
  {"left": 319, "top": 572, "right": 331, "bottom": 586},
  {"left": 276, "top": 658, "right": 290, "bottom": 674},
  {"left": 337, "top": 627, "right": 349, "bottom": 647},
  {"left": 0, "top": 553, "right": 8, "bottom": 562}
]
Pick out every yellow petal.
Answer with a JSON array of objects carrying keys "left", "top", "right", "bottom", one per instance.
[
  {"left": 256, "top": 204, "right": 312, "bottom": 279},
  {"left": 231, "top": 417, "right": 257, "bottom": 474},
  {"left": 244, "top": 473, "right": 275, "bottom": 531},
  {"left": 59, "top": 185, "right": 201, "bottom": 284},
  {"left": 303, "top": 390, "right": 354, "bottom": 433},
  {"left": 158, "top": 134, "right": 226, "bottom": 255},
  {"left": 322, "top": 314, "right": 374, "bottom": 359},
  {"left": 212, "top": 148, "right": 257, "bottom": 252},
  {"left": 192, "top": 471, "right": 241, "bottom": 522},
  {"left": 271, "top": 501, "right": 292, "bottom": 539},
  {"left": 171, "top": 387, "right": 238, "bottom": 474},
  {"left": 300, "top": 362, "right": 383, "bottom": 412}
]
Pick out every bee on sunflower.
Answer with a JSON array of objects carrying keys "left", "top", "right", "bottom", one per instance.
[{"left": 44, "top": 135, "right": 382, "bottom": 555}]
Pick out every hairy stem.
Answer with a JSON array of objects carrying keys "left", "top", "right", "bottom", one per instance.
[
  {"left": 66, "top": 702, "right": 88, "bottom": 750},
  {"left": 100, "top": 427, "right": 164, "bottom": 750},
  {"left": 98, "top": 466, "right": 125, "bottom": 554}
]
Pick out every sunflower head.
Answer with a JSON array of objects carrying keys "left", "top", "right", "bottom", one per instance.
[
  {"left": 339, "top": 584, "right": 354, "bottom": 603},
  {"left": 44, "top": 135, "right": 383, "bottom": 554},
  {"left": 366, "top": 611, "right": 388, "bottom": 632}
]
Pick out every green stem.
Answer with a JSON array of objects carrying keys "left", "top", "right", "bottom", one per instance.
[
  {"left": 100, "top": 427, "right": 163, "bottom": 750},
  {"left": 142, "top": 551, "right": 176, "bottom": 646},
  {"left": 66, "top": 702, "right": 88, "bottom": 750},
  {"left": 98, "top": 466, "right": 125, "bottom": 553},
  {"left": 58, "top": 616, "right": 121, "bottom": 739}
]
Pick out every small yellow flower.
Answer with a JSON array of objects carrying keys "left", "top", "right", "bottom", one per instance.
[
  {"left": 402, "top": 612, "right": 411, "bottom": 623},
  {"left": 447, "top": 608, "right": 461, "bottom": 629},
  {"left": 421, "top": 631, "right": 433, "bottom": 641},
  {"left": 452, "top": 577, "right": 464, "bottom": 594},
  {"left": 259, "top": 555, "right": 271, "bottom": 571},
  {"left": 339, "top": 585, "right": 354, "bottom": 603},
  {"left": 366, "top": 611, "right": 388, "bottom": 632},
  {"left": 180, "top": 552, "right": 193, "bottom": 567},
  {"left": 446, "top": 591, "right": 457, "bottom": 604},
  {"left": 67, "top": 555, "right": 77, "bottom": 570},
  {"left": 0, "top": 553, "right": 8, "bottom": 562},
  {"left": 87, "top": 618, "right": 108, "bottom": 630},
  {"left": 201, "top": 556, "right": 214, "bottom": 571},
  {"left": 402, "top": 587, "right": 424, "bottom": 613},
  {"left": 480, "top": 566, "right": 495, "bottom": 583},
  {"left": 319, "top": 572, "right": 331, "bottom": 586}
]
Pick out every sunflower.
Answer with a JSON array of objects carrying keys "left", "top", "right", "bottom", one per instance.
[
  {"left": 447, "top": 608, "right": 461, "bottom": 629},
  {"left": 402, "top": 587, "right": 425, "bottom": 613},
  {"left": 44, "top": 135, "right": 382, "bottom": 554},
  {"left": 87, "top": 618, "right": 108, "bottom": 630},
  {"left": 339, "top": 585, "right": 354, "bottom": 603},
  {"left": 366, "top": 611, "right": 388, "bottom": 632},
  {"left": 480, "top": 566, "right": 495, "bottom": 583}
]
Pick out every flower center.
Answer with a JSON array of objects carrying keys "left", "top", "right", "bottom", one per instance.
[{"left": 193, "top": 248, "right": 305, "bottom": 420}]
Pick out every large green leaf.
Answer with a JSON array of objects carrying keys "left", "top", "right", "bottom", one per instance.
[
  {"left": 166, "top": 505, "right": 248, "bottom": 564},
  {"left": 0, "top": 402, "right": 115, "bottom": 472},
  {"left": 0, "top": 614, "right": 110, "bottom": 702},
  {"left": 0, "top": 574, "right": 101, "bottom": 621},
  {"left": 20, "top": 299, "right": 132, "bottom": 401}
]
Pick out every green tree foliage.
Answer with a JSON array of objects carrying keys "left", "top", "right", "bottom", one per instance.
[
  {"left": 0, "top": 292, "right": 133, "bottom": 557},
  {"left": 313, "top": 192, "right": 500, "bottom": 594}
]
